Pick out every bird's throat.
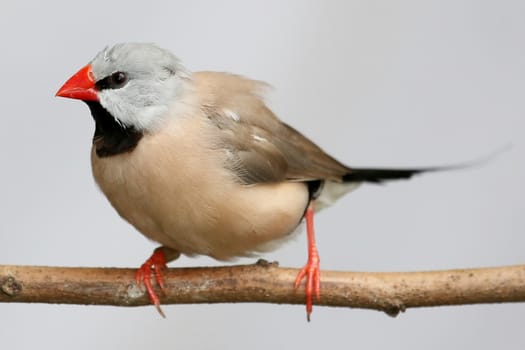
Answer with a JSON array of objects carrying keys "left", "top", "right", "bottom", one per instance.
[{"left": 84, "top": 101, "right": 144, "bottom": 157}]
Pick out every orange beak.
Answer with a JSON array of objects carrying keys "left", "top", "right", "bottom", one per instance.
[{"left": 56, "top": 64, "right": 98, "bottom": 101}]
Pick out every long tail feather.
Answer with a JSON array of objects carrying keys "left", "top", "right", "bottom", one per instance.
[
  {"left": 342, "top": 145, "right": 510, "bottom": 184},
  {"left": 342, "top": 168, "right": 427, "bottom": 183}
]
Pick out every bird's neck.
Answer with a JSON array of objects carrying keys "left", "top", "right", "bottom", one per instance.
[{"left": 84, "top": 101, "right": 143, "bottom": 157}]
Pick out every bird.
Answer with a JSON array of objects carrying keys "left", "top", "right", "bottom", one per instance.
[{"left": 56, "top": 42, "right": 465, "bottom": 320}]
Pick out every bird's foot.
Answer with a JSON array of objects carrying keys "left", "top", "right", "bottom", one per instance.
[
  {"left": 294, "top": 249, "right": 321, "bottom": 322},
  {"left": 135, "top": 247, "right": 168, "bottom": 317}
]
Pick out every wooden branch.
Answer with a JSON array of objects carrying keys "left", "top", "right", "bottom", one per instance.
[{"left": 1, "top": 262, "right": 524, "bottom": 316}]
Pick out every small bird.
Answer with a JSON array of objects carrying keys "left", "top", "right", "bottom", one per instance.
[{"left": 56, "top": 43, "right": 455, "bottom": 320}]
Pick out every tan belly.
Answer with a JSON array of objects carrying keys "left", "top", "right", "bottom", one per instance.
[{"left": 91, "top": 121, "right": 309, "bottom": 260}]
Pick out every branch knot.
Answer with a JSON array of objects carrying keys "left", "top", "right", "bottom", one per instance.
[{"left": 1, "top": 276, "right": 22, "bottom": 297}]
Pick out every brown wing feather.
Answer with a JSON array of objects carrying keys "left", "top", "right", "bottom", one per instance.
[{"left": 194, "top": 71, "right": 351, "bottom": 184}]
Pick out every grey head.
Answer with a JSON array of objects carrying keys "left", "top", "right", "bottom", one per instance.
[{"left": 90, "top": 43, "right": 190, "bottom": 131}]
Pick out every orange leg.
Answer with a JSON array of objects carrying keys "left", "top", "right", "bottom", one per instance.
[
  {"left": 294, "top": 201, "right": 321, "bottom": 321},
  {"left": 135, "top": 247, "right": 169, "bottom": 317}
]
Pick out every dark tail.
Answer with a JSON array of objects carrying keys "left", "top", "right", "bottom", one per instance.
[
  {"left": 342, "top": 168, "right": 429, "bottom": 183},
  {"left": 342, "top": 145, "right": 510, "bottom": 184}
]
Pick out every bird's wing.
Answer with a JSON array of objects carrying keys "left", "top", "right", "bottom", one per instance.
[{"left": 194, "top": 71, "right": 351, "bottom": 185}]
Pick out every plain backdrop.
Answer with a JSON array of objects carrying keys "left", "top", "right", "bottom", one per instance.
[{"left": 1, "top": 1, "right": 524, "bottom": 349}]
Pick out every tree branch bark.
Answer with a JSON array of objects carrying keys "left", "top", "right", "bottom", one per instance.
[{"left": 1, "top": 262, "right": 524, "bottom": 316}]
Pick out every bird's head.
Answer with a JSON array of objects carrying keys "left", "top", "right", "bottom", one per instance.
[{"left": 56, "top": 43, "right": 190, "bottom": 132}]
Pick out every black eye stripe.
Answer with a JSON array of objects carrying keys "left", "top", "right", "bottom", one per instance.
[{"left": 95, "top": 71, "right": 128, "bottom": 90}]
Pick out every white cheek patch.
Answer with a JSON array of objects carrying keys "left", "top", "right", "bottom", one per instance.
[
  {"left": 96, "top": 73, "right": 189, "bottom": 132},
  {"left": 99, "top": 89, "right": 172, "bottom": 132},
  {"left": 98, "top": 91, "right": 127, "bottom": 126}
]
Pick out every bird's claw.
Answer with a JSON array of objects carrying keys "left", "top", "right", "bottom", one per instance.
[
  {"left": 294, "top": 253, "right": 321, "bottom": 322},
  {"left": 135, "top": 248, "right": 168, "bottom": 317}
]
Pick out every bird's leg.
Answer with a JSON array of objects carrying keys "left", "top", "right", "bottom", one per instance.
[
  {"left": 135, "top": 246, "right": 180, "bottom": 317},
  {"left": 294, "top": 201, "right": 321, "bottom": 321}
]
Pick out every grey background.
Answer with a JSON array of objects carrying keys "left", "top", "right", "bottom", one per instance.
[{"left": 1, "top": 1, "right": 524, "bottom": 349}]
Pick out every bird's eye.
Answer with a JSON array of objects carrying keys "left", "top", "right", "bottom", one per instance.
[
  {"left": 95, "top": 71, "right": 128, "bottom": 90},
  {"left": 111, "top": 72, "right": 127, "bottom": 87}
]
